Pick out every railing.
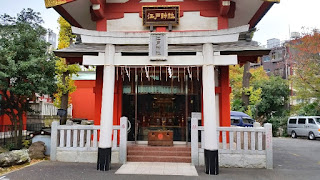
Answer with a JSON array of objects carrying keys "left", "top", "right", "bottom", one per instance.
[
  {"left": 0, "top": 123, "right": 45, "bottom": 146},
  {"left": 30, "top": 101, "right": 72, "bottom": 116},
  {"left": 191, "top": 118, "right": 273, "bottom": 169},
  {"left": 50, "top": 117, "right": 128, "bottom": 164}
]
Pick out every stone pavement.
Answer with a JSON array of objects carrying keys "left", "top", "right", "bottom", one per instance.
[{"left": 115, "top": 162, "right": 198, "bottom": 176}]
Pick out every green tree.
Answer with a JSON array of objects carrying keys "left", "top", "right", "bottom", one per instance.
[
  {"left": 290, "top": 30, "right": 320, "bottom": 115},
  {"left": 254, "top": 76, "right": 290, "bottom": 122},
  {"left": 294, "top": 101, "right": 320, "bottom": 116},
  {"left": 0, "top": 9, "right": 56, "bottom": 148},
  {"left": 54, "top": 17, "right": 80, "bottom": 125},
  {"left": 230, "top": 64, "right": 289, "bottom": 121},
  {"left": 230, "top": 65, "right": 264, "bottom": 117}
]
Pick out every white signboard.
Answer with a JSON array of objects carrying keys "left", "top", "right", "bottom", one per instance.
[{"left": 149, "top": 33, "right": 168, "bottom": 61}]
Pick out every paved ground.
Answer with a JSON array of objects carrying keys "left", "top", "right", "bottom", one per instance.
[
  {"left": 2, "top": 137, "right": 320, "bottom": 180},
  {"left": 115, "top": 162, "right": 198, "bottom": 176}
]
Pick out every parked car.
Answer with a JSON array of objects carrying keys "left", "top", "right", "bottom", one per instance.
[
  {"left": 287, "top": 116, "right": 320, "bottom": 140},
  {"left": 230, "top": 111, "right": 255, "bottom": 127}
]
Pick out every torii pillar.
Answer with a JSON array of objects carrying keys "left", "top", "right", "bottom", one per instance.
[
  {"left": 97, "top": 44, "right": 115, "bottom": 171},
  {"left": 203, "top": 43, "right": 218, "bottom": 175},
  {"left": 202, "top": 43, "right": 237, "bottom": 175}
]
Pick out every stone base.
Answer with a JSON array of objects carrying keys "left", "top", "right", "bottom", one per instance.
[
  {"left": 199, "top": 152, "right": 266, "bottom": 168},
  {"left": 55, "top": 150, "right": 119, "bottom": 164},
  {"left": 97, "top": 148, "right": 111, "bottom": 171},
  {"left": 204, "top": 149, "right": 219, "bottom": 175}
]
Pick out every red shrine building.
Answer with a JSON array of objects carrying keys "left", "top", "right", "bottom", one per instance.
[{"left": 45, "top": 0, "right": 277, "bottom": 175}]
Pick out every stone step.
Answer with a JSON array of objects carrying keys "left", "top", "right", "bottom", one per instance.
[
  {"left": 128, "top": 150, "right": 191, "bottom": 157},
  {"left": 127, "top": 145, "right": 191, "bottom": 163},
  {"left": 127, "top": 155, "right": 191, "bottom": 163},
  {"left": 127, "top": 146, "right": 191, "bottom": 152}
]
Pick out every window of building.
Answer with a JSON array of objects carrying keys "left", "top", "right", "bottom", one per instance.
[
  {"left": 271, "top": 52, "right": 276, "bottom": 60},
  {"left": 263, "top": 56, "right": 271, "bottom": 62}
]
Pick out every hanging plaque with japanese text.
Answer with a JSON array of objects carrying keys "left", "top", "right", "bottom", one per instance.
[
  {"left": 149, "top": 33, "right": 168, "bottom": 61},
  {"left": 143, "top": 6, "right": 180, "bottom": 26}
]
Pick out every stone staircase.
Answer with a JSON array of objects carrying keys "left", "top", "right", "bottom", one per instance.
[{"left": 127, "top": 145, "right": 191, "bottom": 163}]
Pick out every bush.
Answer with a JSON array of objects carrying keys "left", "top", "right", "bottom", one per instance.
[
  {"left": 267, "top": 116, "right": 288, "bottom": 137},
  {"left": 295, "top": 102, "right": 320, "bottom": 116},
  {"left": 22, "top": 140, "right": 31, "bottom": 149},
  {"left": 4, "top": 143, "right": 16, "bottom": 151}
]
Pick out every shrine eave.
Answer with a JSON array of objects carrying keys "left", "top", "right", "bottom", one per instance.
[{"left": 46, "top": 0, "right": 278, "bottom": 30}]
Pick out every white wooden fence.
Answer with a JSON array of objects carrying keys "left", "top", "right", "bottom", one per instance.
[
  {"left": 50, "top": 117, "right": 128, "bottom": 164},
  {"left": 191, "top": 118, "right": 273, "bottom": 169},
  {"left": 30, "top": 101, "right": 72, "bottom": 116}
]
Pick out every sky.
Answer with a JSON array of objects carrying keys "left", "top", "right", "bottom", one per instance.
[{"left": 1, "top": 0, "right": 320, "bottom": 46}]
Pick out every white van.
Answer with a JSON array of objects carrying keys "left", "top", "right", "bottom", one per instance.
[{"left": 287, "top": 116, "right": 320, "bottom": 140}]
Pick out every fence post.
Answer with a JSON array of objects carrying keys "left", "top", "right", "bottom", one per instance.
[
  {"left": 265, "top": 123, "right": 273, "bottom": 169},
  {"left": 119, "top": 117, "right": 128, "bottom": 164},
  {"left": 191, "top": 117, "right": 199, "bottom": 166},
  {"left": 50, "top": 121, "right": 59, "bottom": 161},
  {"left": 40, "top": 101, "right": 45, "bottom": 116}
]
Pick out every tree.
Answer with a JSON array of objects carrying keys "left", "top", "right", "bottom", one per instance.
[
  {"left": 254, "top": 76, "right": 290, "bottom": 122},
  {"left": 54, "top": 17, "right": 80, "bottom": 125},
  {"left": 241, "top": 62, "right": 252, "bottom": 107},
  {"left": 0, "top": 9, "right": 56, "bottom": 148},
  {"left": 230, "top": 65, "right": 264, "bottom": 117},
  {"left": 290, "top": 30, "right": 320, "bottom": 104}
]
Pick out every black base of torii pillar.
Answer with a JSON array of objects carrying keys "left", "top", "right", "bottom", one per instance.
[
  {"left": 97, "top": 148, "right": 112, "bottom": 171},
  {"left": 204, "top": 149, "right": 219, "bottom": 175}
]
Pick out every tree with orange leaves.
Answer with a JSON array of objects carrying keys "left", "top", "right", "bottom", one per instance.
[{"left": 290, "top": 30, "right": 320, "bottom": 115}]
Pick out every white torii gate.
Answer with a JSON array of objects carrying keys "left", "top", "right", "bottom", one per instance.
[{"left": 72, "top": 25, "right": 249, "bottom": 174}]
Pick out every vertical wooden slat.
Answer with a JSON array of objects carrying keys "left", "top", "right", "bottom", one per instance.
[
  {"left": 258, "top": 132, "right": 263, "bottom": 150},
  {"left": 201, "top": 130, "right": 205, "bottom": 149},
  {"left": 93, "top": 129, "right": 98, "bottom": 148},
  {"left": 86, "top": 130, "right": 92, "bottom": 148},
  {"left": 244, "top": 132, "right": 248, "bottom": 150},
  {"left": 59, "top": 130, "right": 65, "bottom": 147},
  {"left": 80, "top": 130, "right": 85, "bottom": 147},
  {"left": 112, "top": 129, "right": 118, "bottom": 149},
  {"left": 229, "top": 131, "right": 234, "bottom": 150},
  {"left": 237, "top": 131, "right": 241, "bottom": 150},
  {"left": 222, "top": 131, "right": 227, "bottom": 149},
  {"left": 73, "top": 130, "right": 78, "bottom": 147},
  {"left": 251, "top": 132, "right": 255, "bottom": 150},
  {"left": 66, "top": 129, "right": 71, "bottom": 147}
]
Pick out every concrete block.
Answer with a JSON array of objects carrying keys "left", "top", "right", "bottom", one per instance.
[
  {"left": 56, "top": 150, "right": 120, "bottom": 164},
  {"left": 198, "top": 152, "right": 205, "bottom": 166},
  {"left": 243, "top": 154, "right": 266, "bottom": 168},
  {"left": 219, "top": 154, "right": 266, "bottom": 168},
  {"left": 77, "top": 152, "right": 97, "bottom": 163},
  {"left": 111, "top": 151, "right": 120, "bottom": 164},
  {"left": 57, "top": 151, "right": 78, "bottom": 162}
]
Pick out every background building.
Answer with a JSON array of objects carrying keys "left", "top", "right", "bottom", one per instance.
[{"left": 267, "top": 38, "right": 280, "bottom": 49}]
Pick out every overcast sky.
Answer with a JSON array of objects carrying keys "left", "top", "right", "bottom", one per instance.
[{"left": 1, "top": 0, "right": 320, "bottom": 46}]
